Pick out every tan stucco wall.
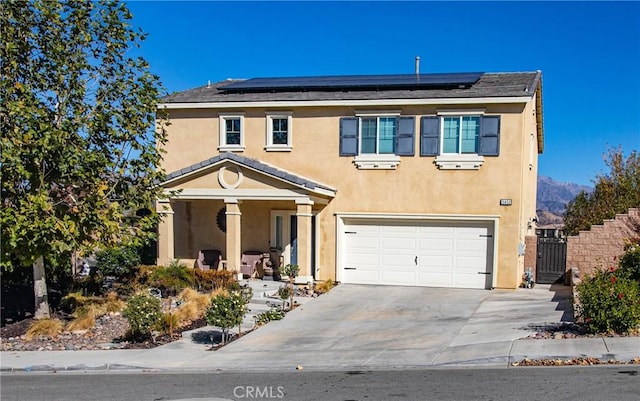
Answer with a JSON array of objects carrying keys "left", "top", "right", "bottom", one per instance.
[{"left": 160, "top": 99, "right": 541, "bottom": 288}]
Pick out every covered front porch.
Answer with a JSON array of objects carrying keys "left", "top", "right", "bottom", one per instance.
[{"left": 156, "top": 153, "right": 336, "bottom": 283}]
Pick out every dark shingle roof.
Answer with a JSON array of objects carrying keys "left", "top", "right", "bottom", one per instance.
[
  {"left": 165, "top": 153, "right": 336, "bottom": 194},
  {"left": 160, "top": 72, "right": 541, "bottom": 104}
]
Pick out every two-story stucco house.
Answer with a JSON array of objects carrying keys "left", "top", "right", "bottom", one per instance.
[{"left": 156, "top": 71, "right": 543, "bottom": 289}]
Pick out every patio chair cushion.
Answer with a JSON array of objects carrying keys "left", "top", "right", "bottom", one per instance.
[
  {"left": 196, "top": 249, "right": 223, "bottom": 271},
  {"left": 240, "top": 251, "right": 264, "bottom": 277}
]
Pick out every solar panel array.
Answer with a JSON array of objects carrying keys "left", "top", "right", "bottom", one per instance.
[{"left": 220, "top": 73, "right": 484, "bottom": 92}]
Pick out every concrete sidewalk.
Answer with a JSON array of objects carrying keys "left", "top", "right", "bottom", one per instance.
[{"left": 1, "top": 284, "right": 638, "bottom": 373}]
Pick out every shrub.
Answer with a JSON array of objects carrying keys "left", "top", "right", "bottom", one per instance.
[
  {"left": 193, "top": 269, "right": 235, "bottom": 292},
  {"left": 62, "top": 291, "right": 124, "bottom": 317},
  {"left": 176, "top": 288, "right": 212, "bottom": 322},
  {"left": 134, "top": 265, "right": 159, "bottom": 287},
  {"left": 123, "top": 293, "right": 162, "bottom": 339},
  {"left": 281, "top": 264, "right": 299, "bottom": 308},
  {"left": 61, "top": 291, "right": 124, "bottom": 331},
  {"left": 60, "top": 291, "right": 90, "bottom": 314},
  {"left": 315, "top": 279, "right": 336, "bottom": 294},
  {"left": 281, "top": 264, "right": 300, "bottom": 281},
  {"left": 254, "top": 307, "right": 285, "bottom": 326},
  {"left": 150, "top": 260, "right": 194, "bottom": 296},
  {"left": 95, "top": 245, "right": 141, "bottom": 278},
  {"left": 174, "top": 302, "right": 201, "bottom": 324},
  {"left": 574, "top": 266, "right": 640, "bottom": 334},
  {"left": 205, "top": 291, "right": 248, "bottom": 344},
  {"left": 25, "top": 318, "right": 64, "bottom": 340},
  {"left": 277, "top": 285, "right": 291, "bottom": 310},
  {"left": 67, "top": 314, "right": 95, "bottom": 331},
  {"left": 619, "top": 240, "right": 640, "bottom": 282},
  {"left": 156, "top": 312, "right": 181, "bottom": 336}
]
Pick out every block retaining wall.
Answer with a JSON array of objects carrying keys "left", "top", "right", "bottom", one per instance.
[{"left": 566, "top": 208, "right": 639, "bottom": 278}]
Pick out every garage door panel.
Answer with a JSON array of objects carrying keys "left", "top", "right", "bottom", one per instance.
[
  {"left": 342, "top": 220, "right": 493, "bottom": 289},
  {"left": 381, "top": 270, "right": 415, "bottom": 284},
  {"left": 381, "top": 237, "right": 416, "bottom": 252},
  {"left": 454, "top": 273, "right": 487, "bottom": 289},
  {"left": 456, "top": 256, "right": 486, "bottom": 270},
  {"left": 417, "top": 238, "right": 454, "bottom": 253},
  {"left": 417, "top": 226, "right": 454, "bottom": 236},
  {"left": 419, "top": 255, "right": 454, "bottom": 269},
  {"left": 381, "top": 254, "right": 416, "bottom": 268},
  {"left": 416, "top": 272, "right": 455, "bottom": 287},
  {"left": 343, "top": 269, "right": 381, "bottom": 285},
  {"left": 344, "top": 253, "right": 380, "bottom": 268},
  {"left": 456, "top": 239, "right": 487, "bottom": 253},
  {"left": 380, "top": 225, "right": 417, "bottom": 236}
]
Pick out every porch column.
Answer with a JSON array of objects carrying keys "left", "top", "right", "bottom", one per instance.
[
  {"left": 156, "top": 199, "right": 174, "bottom": 266},
  {"left": 296, "top": 199, "right": 314, "bottom": 284},
  {"left": 225, "top": 199, "right": 242, "bottom": 273}
]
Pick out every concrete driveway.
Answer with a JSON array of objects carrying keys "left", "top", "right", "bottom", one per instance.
[{"left": 184, "top": 283, "right": 572, "bottom": 369}]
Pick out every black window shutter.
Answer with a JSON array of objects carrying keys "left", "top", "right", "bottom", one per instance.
[
  {"left": 395, "top": 117, "right": 415, "bottom": 156},
  {"left": 339, "top": 117, "right": 359, "bottom": 156},
  {"left": 479, "top": 116, "right": 500, "bottom": 156},
  {"left": 420, "top": 117, "right": 440, "bottom": 156}
]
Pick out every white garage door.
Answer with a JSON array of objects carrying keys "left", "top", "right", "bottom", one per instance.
[{"left": 341, "top": 220, "right": 494, "bottom": 289}]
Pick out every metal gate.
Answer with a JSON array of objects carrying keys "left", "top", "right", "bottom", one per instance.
[{"left": 536, "top": 237, "right": 567, "bottom": 284}]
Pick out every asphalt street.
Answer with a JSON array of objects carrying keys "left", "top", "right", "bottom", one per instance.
[{"left": 1, "top": 366, "right": 639, "bottom": 401}]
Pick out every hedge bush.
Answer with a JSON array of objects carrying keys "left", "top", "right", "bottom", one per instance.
[
  {"left": 574, "top": 266, "right": 640, "bottom": 334},
  {"left": 123, "top": 293, "right": 162, "bottom": 339},
  {"left": 193, "top": 269, "right": 235, "bottom": 291},
  {"left": 619, "top": 240, "right": 640, "bottom": 282},
  {"left": 150, "top": 260, "right": 193, "bottom": 296},
  {"left": 95, "top": 245, "right": 141, "bottom": 278}
]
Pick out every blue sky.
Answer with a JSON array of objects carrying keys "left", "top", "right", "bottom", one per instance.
[{"left": 127, "top": 1, "right": 640, "bottom": 186}]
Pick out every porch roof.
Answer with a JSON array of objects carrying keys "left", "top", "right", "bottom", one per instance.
[{"left": 162, "top": 152, "right": 337, "bottom": 198}]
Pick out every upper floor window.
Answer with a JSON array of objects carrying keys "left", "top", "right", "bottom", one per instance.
[
  {"left": 420, "top": 114, "right": 500, "bottom": 170},
  {"left": 361, "top": 117, "right": 397, "bottom": 154},
  {"left": 219, "top": 114, "right": 244, "bottom": 152},
  {"left": 442, "top": 116, "right": 480, "bottom": 154},
  {"left": 266, "top": 113, "right": 292, "bottom": 151},
  {"left": 339, "top": 115, "right": 415, "bottom": 169},
  {"left": 340, "top": 116, "right": 415, "bottom": 156}
]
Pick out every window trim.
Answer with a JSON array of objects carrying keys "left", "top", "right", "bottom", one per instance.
[
  {"left": 218, "top": 114, "right": 245, "bottom": 152},
  {"left": 440, "top": 115, "right": 482, "bottom": 155},
  {"left": 353, "top": 154, "right": 401, "bottom": 170},
  {"left": 435, "top": 114, "right": 485, "bottom": 170},
  {"left": 434, "top": 154, "right": 485, "bottom": 170},
  {"left": 265, "top": 112, "right": 293, "bottom": 151},
  {"left": 359, "top": 116, "right": 398, "bottom": 155}
]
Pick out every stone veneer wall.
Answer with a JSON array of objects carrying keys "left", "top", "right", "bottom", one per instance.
[{"left": 566, "top": 208, "right": 639, "bottom": 277}]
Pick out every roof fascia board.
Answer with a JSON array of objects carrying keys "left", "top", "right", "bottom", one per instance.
[
  {"left": 158, "top": 96, "right": 532, "bottom": 110},
  {"left": 163, "top": 158, "right": 336, "bottom": 198},
  {"left": 535, "top": 81, "right": 544, "bottom": 154},
  {"left": 164, "top": 188, "right": 312, "bottom": 201}
]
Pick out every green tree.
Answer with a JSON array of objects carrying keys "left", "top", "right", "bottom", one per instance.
[
  {"left": 564, "top": 148, "right": 640, "bottom": 236},
  {"left": 205, "top": 292, "right": 249, "bottom": 345},
  {"left": 0, "top": 1, "right": 168, "bottom": 318}
]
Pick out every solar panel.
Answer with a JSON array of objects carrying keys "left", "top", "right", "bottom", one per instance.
[{"left": 220, "top": 73, "right": 484, "bottom": 92}]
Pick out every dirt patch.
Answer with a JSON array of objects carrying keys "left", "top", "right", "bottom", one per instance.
[{"left": 0, "top": 314, "right": 207, "bottom": 351}]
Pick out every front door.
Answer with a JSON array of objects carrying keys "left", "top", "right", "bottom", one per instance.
[{"left": 271, "top": 211, "right": 317, "bottom": 278}]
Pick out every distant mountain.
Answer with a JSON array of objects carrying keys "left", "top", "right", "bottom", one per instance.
[{"left": 536, "top": 176, "right": 592, "bottom": 226}]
